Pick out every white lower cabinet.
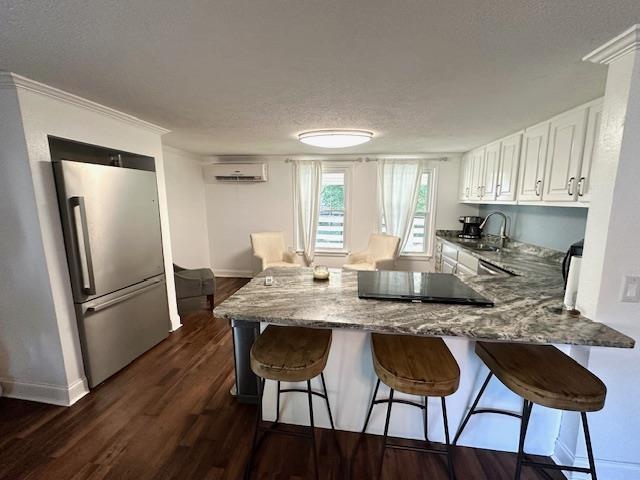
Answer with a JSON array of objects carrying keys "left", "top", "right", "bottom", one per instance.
[
  {"left": 442, "top": 258, "right": 457, "bottom": 274},
  {"left": 436, "top": 240, "right": 480, "bottom": 276}
]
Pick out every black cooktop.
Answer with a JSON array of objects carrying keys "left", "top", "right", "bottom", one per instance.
[{"left": 357, "top": 271, "right": 494, "bottom": 307}]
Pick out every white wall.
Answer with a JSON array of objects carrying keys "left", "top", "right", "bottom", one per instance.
[
  {"left": 0, "top": 82, "right": 71, "bottom": 403},
  {"left": 556, "top": 28, "right": 640, "bottom": 479},
  {"left": 162, "top": 146, "right": 210, "bottom": 269},
  {"left": 0, "top": 73, "right": 178, "bottom": 405},
  {"left": 204, "top": 156, "right": 477, "bottom": 277}
]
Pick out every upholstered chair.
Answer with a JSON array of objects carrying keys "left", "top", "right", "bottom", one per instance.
[
  {"left": 173, "top": 264, "right": 215, "bottom": 309},
  {"left": 250, "top": 232, "right": 299, "bottom": 271},
  {"left": 343, "top": 233, "right": 401, "bottom": 271}
]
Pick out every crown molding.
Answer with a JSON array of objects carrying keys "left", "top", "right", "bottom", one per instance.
[
  {"left": 583, "top": 24, "right": 640, "bottom": 65},
  {"left": 0, "top": 72, "right": 170, "bottom": 135}
]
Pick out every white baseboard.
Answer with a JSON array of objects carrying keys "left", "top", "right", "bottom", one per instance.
[
  {"left": 214, "top": 269, "right": 254, "bottom": 278},
  {"left": 554, "top": 438, "right": 640, "bottom": 479},
  {"left": 170, "top": 312, "right": 182, "bottom": 331},
  {"left": 0, "top": 376, "right": 89, "bottom": 406}
]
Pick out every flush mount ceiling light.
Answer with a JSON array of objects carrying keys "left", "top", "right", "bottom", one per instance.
[{"left": 298, "top": 129, "right": 374, "bottom": 148}]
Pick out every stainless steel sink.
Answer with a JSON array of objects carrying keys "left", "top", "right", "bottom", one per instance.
[{"left": 470, "top": 244, "right": 501, "bottom": 252}]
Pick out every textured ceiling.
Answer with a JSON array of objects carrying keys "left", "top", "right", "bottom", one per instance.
[{"left": 1, "top": 1, "right": 639, "bottom": 156}]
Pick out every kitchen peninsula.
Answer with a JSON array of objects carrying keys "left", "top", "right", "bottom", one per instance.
[{"left": 215, "top": 244, "right": 633, "bottom": 455}]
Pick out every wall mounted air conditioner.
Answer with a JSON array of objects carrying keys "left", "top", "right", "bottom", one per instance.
[{"left": 203, "top": 163, "right": 268, "bottom": 183}]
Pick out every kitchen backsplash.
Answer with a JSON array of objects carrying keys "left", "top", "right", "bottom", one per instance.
[{"left": 478, "top": 204, "right": 588, "bottom": 252}]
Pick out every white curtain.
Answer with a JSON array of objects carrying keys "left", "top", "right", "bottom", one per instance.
[
  {"left": 293, "top": 160, "right": 322, "bottom": 266},
  {"left": 378, "top": 159, "right": 423, "bottom": 252}
]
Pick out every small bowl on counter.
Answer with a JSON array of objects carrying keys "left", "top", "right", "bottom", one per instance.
[{"left": 313, "top": 265, "right": 330, "bottom": 281}]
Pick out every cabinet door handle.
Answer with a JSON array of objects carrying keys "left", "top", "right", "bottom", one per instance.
[
  {"left": 577, "top": 177, "right": 585, "bottom": 197},
  {"left": 567, "top": 177, "right": 575, "bottom": 196},
  {"left": 496, "top": 184, "right": 502, "bottom": 196},
  {"left": 535, "top": 179, "right": 542, "bottom": 196}
]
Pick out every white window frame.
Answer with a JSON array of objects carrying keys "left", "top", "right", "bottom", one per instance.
[
  {"left": 293, "top": 162, "right": 353, "bottom": 256},
  {"left": 377, "top": 164, "right": 438, "bottom": 259},
  {"left": 315, "top": 164, "right": 352, "bottom": 255}
]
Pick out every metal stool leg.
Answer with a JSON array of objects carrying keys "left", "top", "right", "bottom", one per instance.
[
  {"left": 581, "top": 412, "right": 598, "bottom": 480},
  {"left": 377, "top": 388, "right": 395, "bottom": 480},
  {"left": 514, "top": 400, "right": 533, "bottom": 480},
  {"left": 307, "top": 379, "right": 320, "bottom": 480},
  {"left": 441, "top": 397, "right": 456, "bottom": 480},
  {"left": 361, "top": 379, "right": 381, "bottom": 434},
  {"left": 423, "top": 396, "right": 429, "bottom": 441},
  {"left": 244, "top": 378, "right": 265, "bottom": 480},
  {"left": 320, "top": 373, "right": 336, "bottom": 430},
  {"left": 452, "top": 372, "right": 493, "bottom": 445},
  {"left": 274, "top": 380, "right": 281, "bottom": 424},
  {"left": 320, "top": 373, "right": 342, "bottom": 460}
]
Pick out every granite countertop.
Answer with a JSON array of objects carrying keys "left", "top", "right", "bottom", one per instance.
[
  {"left": 435, "top": 231, "right": 565, "bottom": 277},
  {"left": 215, "top": 251, "right": 635, "bottom": 348}
]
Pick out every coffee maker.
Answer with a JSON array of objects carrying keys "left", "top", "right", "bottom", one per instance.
[{"left": 458, "top": 216, "right": 484, "bottom": 239}]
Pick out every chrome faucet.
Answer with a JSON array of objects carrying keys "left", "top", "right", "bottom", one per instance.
[{"left": 479, "top": 211, "right": 509, "bottom": 248}]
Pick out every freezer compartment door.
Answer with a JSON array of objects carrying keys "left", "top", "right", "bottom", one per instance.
[
  {"left": 78, "top": 276, "right": 170, "bottom": 387},
  {"left": 54, "top": 160, "right": 165, "bottom": 302}
]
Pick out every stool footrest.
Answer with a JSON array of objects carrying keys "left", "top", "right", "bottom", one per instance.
[
  {"left": 385, "top": 441, "right": 449, "bottom": 456},
  {"left": 471, "top": 408, "right": 522, "bottom": 419},
  {"left": 522, "top": 457, "right": 593, "bottom": 474},
  {"left": 372, "top": 398, "right": 425, "bottom": 410},
  {"left": 279, "top": 388, "right": 328, "bottom": 400}
]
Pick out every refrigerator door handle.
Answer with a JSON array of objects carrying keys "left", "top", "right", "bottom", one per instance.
[
  {"left": 87, "top": 279, "right": 164, "bottom": 313},
  {"left": 70, "top": 196, "right": 96, "bottom": 295}
]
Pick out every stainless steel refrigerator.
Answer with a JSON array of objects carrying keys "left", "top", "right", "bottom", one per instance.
[{"left": 53, "top": 152, "right": 170, "bottom": 388}]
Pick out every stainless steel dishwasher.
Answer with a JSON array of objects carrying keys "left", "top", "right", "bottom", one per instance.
[{"left": 478, "top": 260, "right": 515, "bottom": 276}]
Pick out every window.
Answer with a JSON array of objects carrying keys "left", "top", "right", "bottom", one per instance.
[
  {"left": 315, "top": 168, "right": 348, "bottom": 250},
  {"left": 403, "top": 172, "right": 433, "bottom": 254},
  {"left": 380, "top": 169, "right": 435, "bottom": 256}
]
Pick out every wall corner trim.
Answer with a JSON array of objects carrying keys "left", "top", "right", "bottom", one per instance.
[
  {"left": 0, "top": 376, "right": 89, "bottom": 407},
  {"left": 583, "top": 24, "right": 640, "bottom": 64},
  {"left": 553, "top": 437, "right": 640, "bottom": 479},
  {"left": 0, "top": 71, "right": 170, "bottom": 135}
]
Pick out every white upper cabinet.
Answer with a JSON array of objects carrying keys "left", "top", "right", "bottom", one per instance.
[
  {"left": 542, "top": 106, "right": 588, "bottom": 202},
  {"left": 518, "top": 121, "right": 550, "bottom": 202},
  {"left": 496, "top": 133, "right": 522, "bottom": 202},
  {"left": 458, "top": 97, "right": 602, "bottom": 207},
  {"left": 578, "top": 99, "right": 604, "bottom": 203},
  {"left": 470, "top": 147, "right": 486, "bottom": 200},
  {"left": 482, "top": 141, "right": 500, "bottom": 201},
  {"left": 458, "top": 153, "right": 472, "bottom": 201}
]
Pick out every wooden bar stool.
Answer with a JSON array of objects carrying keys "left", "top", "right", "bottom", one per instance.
[
  {"left": 245, "top": 325, "right": 337, "bottom": 480},
  {"left": 361, "top": 333, "right": 460, "bottom": 480},
  {"left": 453, "top": 342, "right": 606, "bottom": 479}
]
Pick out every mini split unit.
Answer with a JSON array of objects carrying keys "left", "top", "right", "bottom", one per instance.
[{"left": 203, "top": 163, "right": 268, "bottom": 183}]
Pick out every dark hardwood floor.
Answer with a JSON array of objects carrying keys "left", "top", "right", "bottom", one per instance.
[{"left": 0, "top": 277, "right": 565, "bottom": 480}]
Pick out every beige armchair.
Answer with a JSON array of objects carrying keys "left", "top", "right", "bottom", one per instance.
[
  {"left": 343, "top": 233, "right": 401, "bottom": 271},
  {"left": 250, "top": 232, "right": 299, "bottom": 271}
]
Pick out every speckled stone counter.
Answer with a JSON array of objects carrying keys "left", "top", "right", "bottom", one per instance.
[{"left": 215, "top": 261, "right": 634, "bottom": 348}]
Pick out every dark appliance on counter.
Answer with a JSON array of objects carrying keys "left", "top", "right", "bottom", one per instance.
[
  {"left": 357, "top": 271, "right": 494, "bottom": 307},
  {"left": 458, "top": 215, "right": 484, "bottom": 239},
  {"left": 562, "top": 239, "right": 584, "bottom": 288}
]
